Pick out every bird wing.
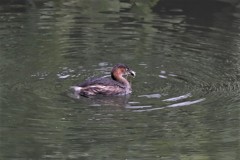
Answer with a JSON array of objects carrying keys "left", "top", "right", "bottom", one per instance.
[{"left": 77, "top": 76, "right": 125, "bottom": 88}]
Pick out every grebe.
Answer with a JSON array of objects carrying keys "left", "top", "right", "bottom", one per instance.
[{"left": 70, "top": 64, "right": 136, "bottom": 97}]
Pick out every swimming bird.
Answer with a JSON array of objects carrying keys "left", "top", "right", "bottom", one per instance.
[{"left": 70, "top": 64, "right": 136, "bottom": 97}]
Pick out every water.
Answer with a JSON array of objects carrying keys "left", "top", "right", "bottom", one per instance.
[{"left": 0, "top": 0, "right": 239, "bottom": 159}]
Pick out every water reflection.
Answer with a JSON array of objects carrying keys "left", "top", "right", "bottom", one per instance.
[{"left": 67, "top": 92, "right": 130, "bottom": 108}]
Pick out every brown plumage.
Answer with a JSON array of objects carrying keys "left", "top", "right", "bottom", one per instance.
[{"left": 70, "top": 64, "right": 136, "bottom": 97}]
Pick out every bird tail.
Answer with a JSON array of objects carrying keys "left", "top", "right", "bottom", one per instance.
[
  {"left": 67, "top": 86, "right": 83, "bottom": 99},
  {"left": 69, "top": 86, "right": 82, "bottom": 94}
]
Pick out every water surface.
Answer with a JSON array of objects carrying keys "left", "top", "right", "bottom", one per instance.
[{"left": 0, "top": 0, "right": 239, "bottom": 159}]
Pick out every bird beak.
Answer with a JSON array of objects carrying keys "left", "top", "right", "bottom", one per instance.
[{"left": 129, "top": 70, "right": 136, "bottom": 77}]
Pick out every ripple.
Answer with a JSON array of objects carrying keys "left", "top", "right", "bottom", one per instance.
[
  {"left": 159, "top": 75, "right": 167, "bottom": 79},
  {"left": 31, "top": 72, "right": 49, "bottom": 80},
  {"left": 125, "top": 105, "right": 152, "bottom": 109},
  {"left": 138, "top": 93, "right": 161, "bottom": 99},
  {"left": 163, "top": 93, "right": 191, "bottom": 102},
  {"left": 57, "top": 74, "right": 70, "bottom": 79},
  {"left": 133, "top": 98, "right": 206, "bottom": 112}
]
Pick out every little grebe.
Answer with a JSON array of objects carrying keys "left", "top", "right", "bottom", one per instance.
[{"left": 70, "top": 64, "right": 136, "bottom": 97}]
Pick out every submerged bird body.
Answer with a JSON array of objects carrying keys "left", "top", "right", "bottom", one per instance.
[{"left": 70, "top": 64, "right": 135, "bottom": 97}]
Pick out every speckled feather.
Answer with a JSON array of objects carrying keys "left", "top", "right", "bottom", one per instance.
[{"left": 77, "top": 76, "right": 125, "bottom": 89}]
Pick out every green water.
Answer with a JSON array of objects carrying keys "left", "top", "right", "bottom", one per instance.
[{"left": 0, "top": 0, "right": 239, "bottom": 159}]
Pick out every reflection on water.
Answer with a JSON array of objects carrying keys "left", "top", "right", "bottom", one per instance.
[
  {"left": 67, "top": 91, "right": 130, "bottom": 107},
  {"left": 0, "top": 0, "right": 240, "bottom": 159}
]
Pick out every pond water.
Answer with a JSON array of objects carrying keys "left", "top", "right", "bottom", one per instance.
[{"left": 0, "top": 0, "right": 239, "bottom": 159}]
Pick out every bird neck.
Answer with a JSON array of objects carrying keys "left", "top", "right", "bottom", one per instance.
[
  {"left": 119, "top": 76, "right": 130, "bottom": 87},
  {"left": 112, "top": 73, "right": 130, "bottom": 88}
]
